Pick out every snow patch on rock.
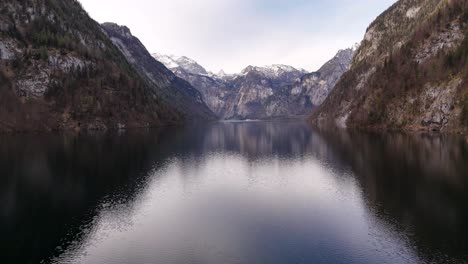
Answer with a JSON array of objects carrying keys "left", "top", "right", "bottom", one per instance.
[{"left": 152, "top": 53, "right": 208, "bottom": 75}]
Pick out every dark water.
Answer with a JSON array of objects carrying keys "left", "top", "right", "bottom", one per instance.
[{"left": 2, "top": 121, "right": 468, "bottom": 264}]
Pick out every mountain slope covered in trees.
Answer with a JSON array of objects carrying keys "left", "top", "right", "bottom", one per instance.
[
  {"left": 0, "top": 0, "right": 204, "bottom": 132},
  {"left": 311, "top": 0, "right": 468, "bottom": 133}
]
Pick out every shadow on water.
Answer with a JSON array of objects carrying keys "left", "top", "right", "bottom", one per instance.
[
  {"left": 0, "top": 121, "right": 467, "bottom": 263},
  {"left": 314, "top": 129, "right": 468, "bottom": 262},
  {"left": 0, "top": 129, "right": 175, "bottom": 264}
]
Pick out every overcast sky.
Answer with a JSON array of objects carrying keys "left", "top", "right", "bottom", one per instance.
[{"left": 79, "top": 0, "right": 397, "bottom": 73}]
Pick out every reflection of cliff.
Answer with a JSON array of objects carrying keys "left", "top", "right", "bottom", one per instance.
[
  {"left": 2, "top": 122, "right": 468, "bottom": 263},
  {"left": 0, "top": 130, "right": 171, "bottom": 263},
  {"left": 201, "top": 122, "right": 314, "bottom": 159},
  {"left": 314, "top": 129, "right": 468, "bottom": 260}
]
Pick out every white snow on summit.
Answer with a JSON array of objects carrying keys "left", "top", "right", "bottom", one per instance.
[
  {"left": 153, "top": 53, "right": 308, "bottom": 80},
  {"left": 152, "top": 53, "right": 179, "bottom": 68},
  {"left": 152, "top": 53, "right": 208, "bottom": 75},
  {"left": 241, "top": 64, "right": 308, "bottom": 78}
]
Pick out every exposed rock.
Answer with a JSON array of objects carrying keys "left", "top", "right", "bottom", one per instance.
[
  {"left": 48, "top": 54, "right": 90, "bottom": 72},
  {"left": 155, "top": 48, "right": 354, "bottom": 120},
  {"left": 415, "top": 22, "right": 464, "bottom": 64},
  {"left": 311, "top": 0, "right": 468, "bottom": 134},
  {"left": 0, "top": 40, "right": 19, "bottom": 60},
  {"left": 16, "top": 66, "right": 50, "bottom": 98},
  {"left": 406, "top": 6, "right": 421, "bottom": 18},
  {"left": 420, "top": 79, "right": 462, "bottom": 129},
  {"left": 101, "top": 22, "right": 216, "bottom": 120},
  {"left": 0, "top": 0, "right": 188, "bottom": 132}
]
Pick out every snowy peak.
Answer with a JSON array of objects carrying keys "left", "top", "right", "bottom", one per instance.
[
  {"left": 152, "top": 53, "right": 208, "bottom": 75},
  {"left": 151, "top": 53, "right": 179, "bottom": 69},
  {"left": 241, "top": 64, "right": 307, "bottom": 78},
  {"left": 152, "top": 53, "right": 308, "bottom": 80},
  {"left": 217, "top": 69, "right": 227, "bottom": 76}
]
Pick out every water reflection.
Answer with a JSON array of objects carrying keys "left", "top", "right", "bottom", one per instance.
[{"left": 0, "top": 122, "right": 467, "bottom": 264}]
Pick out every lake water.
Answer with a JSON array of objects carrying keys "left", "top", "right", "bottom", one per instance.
[{"left": 2, "top": 121, "right": 468, "bottom": 264}]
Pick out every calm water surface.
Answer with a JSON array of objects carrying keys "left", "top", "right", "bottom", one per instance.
[{"left": 1, "top": 121, "right": 468, "bottom": 264}]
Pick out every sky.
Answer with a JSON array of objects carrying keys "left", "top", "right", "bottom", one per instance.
[{"left": 79, "top": 0, "right": 397, "bottom": 74}]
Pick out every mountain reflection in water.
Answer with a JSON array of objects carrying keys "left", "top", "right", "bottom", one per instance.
[{"left": 1, "top": 121, "right": 467, "bottom": 264}]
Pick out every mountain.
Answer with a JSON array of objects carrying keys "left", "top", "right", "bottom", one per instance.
[
  {"left": 0, "top": 0, "right": 186, "bottom": 132},
  {"left": 310, "top": 0, "right": 468, "bottom": 133},
  {"left": 154, "top": 50, "right": 354, "bottom": 119},
  {"left": 101, "top": 23, "right": 215, "bottom": 121},
  {"left": 152, "top": 53, "right": 208, "bottom": 75},
  {"left": 223, "top": 64, "right": 307, "bottom": 119},
  {"left": 264, "top": 46, "right": 357, "bottom": 117}
]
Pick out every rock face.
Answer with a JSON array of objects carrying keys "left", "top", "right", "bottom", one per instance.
[
  {"left": 223, "top": 65, "right": 307, "bottom": 119},
  {"left": 264, "top": 47, "right": 357, "bottom": 117},
  {"left": 152, "top": 53, "right": 208, "bottom": 75},
  {"left": 154, "top": 49, "right": 354, "bottom": 119},
  {"left": 0, "top": 0, "right": 191, "bottom": 132},
  {"left": 101, "top": 23, "right": 215, "bottom": 121},
  {"left": 310, "top": 0, "right": 468, "bottom": 133}
]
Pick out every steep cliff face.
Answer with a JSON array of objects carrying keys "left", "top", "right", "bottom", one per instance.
[
  {"left": 311, "top": 0, "right": 468, "bottom": 133},
  {"left": 0, "top": 0, "right": 183, "bottom": 132},
  {"left": 101, "top": 23, "right": 216, "bottom": 121},
  {"left": 154, "top": 50, "right": 354, "bottom": 120},
  {"left": 224, "top": 65, "right": 307, "bottom": 119},
  {"left": 152, "top": 53, "right": 237, "bottom": 117},
  {"left": 152, "top": 54, "right": 311, "bottom": 119},
  {"left": 265, "top": 47, "right": 357, "bottom": 117}
]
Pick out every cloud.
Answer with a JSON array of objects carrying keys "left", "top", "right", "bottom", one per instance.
[{"left": 79, "top": 0, "right": 396, "bottom": 73}]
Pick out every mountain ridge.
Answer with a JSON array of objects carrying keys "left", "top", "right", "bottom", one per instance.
[
  {"left": 0, "top": 0, "right": 188, "bottom": 132},
  {"left": 102, "top": 22, "right": 216, "bottom": 121},
  {"left": 153, "top": 48, "right": 355, "bottom": 119},
  {"left": 310, "top": 0, "right": 468, "bottom": 133}
]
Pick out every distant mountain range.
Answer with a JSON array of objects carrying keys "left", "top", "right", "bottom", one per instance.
[{"left": 152, "top": 47, "right": 356, "bottom": 119}]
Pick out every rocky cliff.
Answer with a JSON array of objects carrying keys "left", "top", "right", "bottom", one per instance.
[
  {"left": 311, "top": 0, "right": 468, "bottom": 133},
  {"left": 223, "top": 65, "right": 307, "bottom": 119},
  {"left": 264, "top": 47, "right": 357, "bottom": 117},
  {"left": 154, "top": 50, "right": 353, "bottom": 120},
  {"left": 0, "top": 0, "right": 197, "bottom": 132},
  {"left": 101, "top": 23, "right": 215, "bottom": 121}
]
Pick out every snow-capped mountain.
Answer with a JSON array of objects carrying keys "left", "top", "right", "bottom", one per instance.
[
  {"left": 152, "top": 49, "right": 354, "bottom": 120},
  {"left": 264, "top": 46, "right": 358, "bottom": 117},
  {"left": 241, "top": 64, "right": 308, "bottom": 79},
  {"left": 152, "top": 53, "right": 208, "bottom": 75}
]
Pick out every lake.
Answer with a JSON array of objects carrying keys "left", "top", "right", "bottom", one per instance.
[{"left": 1, "top": 121, "right": 468, "bottom": 264}]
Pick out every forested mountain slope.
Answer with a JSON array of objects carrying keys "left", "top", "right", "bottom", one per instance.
[
  {"left": 0, "top": 0, "right": 184, "bottom": 132},
  {"left": 310, "top": 0, "right": 468, "bottom": 133}
]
